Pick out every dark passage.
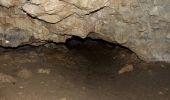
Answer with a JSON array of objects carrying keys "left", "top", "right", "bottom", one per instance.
[{"left": 0, "top": 37, "right": 170, "bottom": 100}]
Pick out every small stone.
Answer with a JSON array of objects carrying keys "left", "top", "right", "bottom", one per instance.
[
  {"left": 159, "top": 91, "right": 164, "bottom": 95},
  {"left": 19, "top": 86, "right": 24, "bottom": 89},
  {"left": 118, "top": 64, "right": 134, "bottom": 74},
  {"left": 164, "top": 88, "right": 169, "bottom": 91},
  {"left": 121, "top": 54, "right": 126, "bottom": 57},
  {"left": 38, "top": 68, "right": 51, "bottom": 75},
  {"left": 61, "top": 97, "right": 67, "bottom": 100},
  {"left": 5, "top": 40, "right": 9, "bottom": 44},
  {"left": 2, "top": 64, "right": 7, "bottom": 66},
  {"left": 161, "top": 64, "right": 166, "bottom": 68}
]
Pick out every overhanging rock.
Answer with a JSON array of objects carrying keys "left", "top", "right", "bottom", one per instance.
[{"left": 0, "top": 0, "right": 170, "bottom": 62}]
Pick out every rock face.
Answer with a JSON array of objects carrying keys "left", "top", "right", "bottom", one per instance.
[{"left": 0, "top": 0, "right": 170, "bottom": 62}]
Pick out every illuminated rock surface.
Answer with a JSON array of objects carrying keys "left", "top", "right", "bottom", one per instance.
[{"left": 0, "top": 0, "right": 170, "bottom": 62}]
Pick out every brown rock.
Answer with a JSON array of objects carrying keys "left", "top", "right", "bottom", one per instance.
[{"left": 0, "top": 73, "right": 16, "bottom": 84}]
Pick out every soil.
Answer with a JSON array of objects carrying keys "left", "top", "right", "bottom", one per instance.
[{"left": 0, "top": 40, "right": 170, "bottom": 100}]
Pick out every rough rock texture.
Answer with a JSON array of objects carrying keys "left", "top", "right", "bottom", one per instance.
[{"left": 0, "top": 0, "right": 170, "bottom": 62}]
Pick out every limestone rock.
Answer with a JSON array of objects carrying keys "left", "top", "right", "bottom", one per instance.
[
  {"left": 0, "top": 0, "right": 169, "bottom": 62},
  {"left": 0, "top": 0, "right": 20, "bottom": 8}
]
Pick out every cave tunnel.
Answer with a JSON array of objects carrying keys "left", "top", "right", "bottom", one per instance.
[
  {"left": 0, "top": 36, "right": 170, "bottom": 100},
  {"left": 1, "top": 0, "right": 170, "bottom": 99}
]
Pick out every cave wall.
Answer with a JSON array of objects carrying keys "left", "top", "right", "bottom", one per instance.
[{"left": 0, "top": 0, "right": 170, "bottom": 62}]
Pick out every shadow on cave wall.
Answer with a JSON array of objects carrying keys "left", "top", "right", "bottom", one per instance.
[
  {"left": 0, "top": 36, "right": 138, "bottom": 62},
  {"left": 65, "top": 36, "right": 131, "bottom": 50}
]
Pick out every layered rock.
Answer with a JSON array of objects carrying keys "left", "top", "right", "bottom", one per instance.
[{"left": 0, "top": 0, "right": 170, "bottom": 62}]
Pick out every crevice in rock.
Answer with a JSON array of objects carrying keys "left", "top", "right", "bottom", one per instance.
[
  {"left": 85, "top": 6, "right": 107, "bottom": 15},
  {"left": 65, "top": 36, "right": 135, "bottom": 54}
]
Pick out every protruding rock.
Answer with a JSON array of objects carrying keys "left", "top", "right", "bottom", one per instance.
[
  {"left": 118, "top": 64, "right": 134, "bottom": 74},
  {"left": 0, "top": 0, "right": 21, "bottom": 8},
  {"left": 0, "top": 0, "right": 170, "bottom": 62}
]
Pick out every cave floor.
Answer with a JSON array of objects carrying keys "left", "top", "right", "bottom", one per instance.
[{"left": 0, "top": 43, "right": 170, "bottom": 100}]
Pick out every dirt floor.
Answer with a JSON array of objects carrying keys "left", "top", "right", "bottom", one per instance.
[{"left": 0, "top": 39, "right": 170, "bottom": 100}]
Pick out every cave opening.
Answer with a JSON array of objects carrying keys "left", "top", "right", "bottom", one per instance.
[{"left": 0, "top": 36, "right": 170, "bottom": 100}]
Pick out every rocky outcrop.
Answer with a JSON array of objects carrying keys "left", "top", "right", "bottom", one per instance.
[{"left": 0, "top": 0, "right": 170, "bottom": 62}]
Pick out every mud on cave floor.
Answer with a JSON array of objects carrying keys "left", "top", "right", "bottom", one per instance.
[{"left": 0, "top": 38, "right": 170, "bottom": 100}]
